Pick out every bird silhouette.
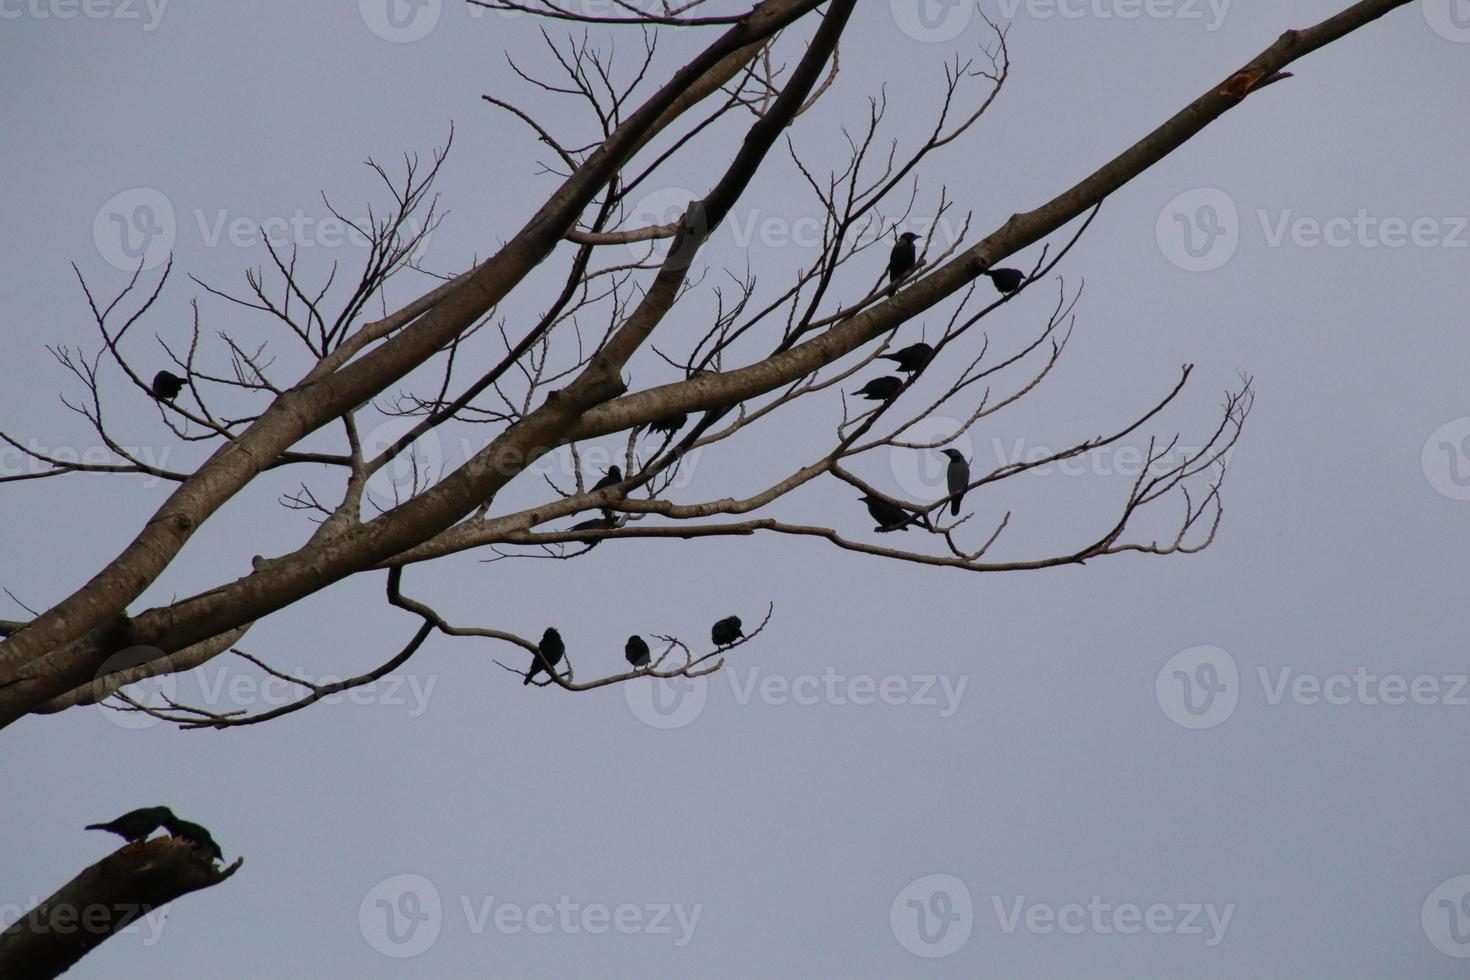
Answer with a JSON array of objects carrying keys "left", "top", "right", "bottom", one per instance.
[
  {"left": 853, "top": 376, "right": 904, "bottom": 401},
  {"left": 711, "top": 616, "right": 744, "bottom": 647},
  {"left": 984, "top": 268, "right": 1025, "bottom": 293},
  {"left": 860, "top": 493, "right": 916, "bottom": 532},
  {"left": 590, "top": 466, "right": 623, "bottom": 493},
  {"left": 887, "top": 232, "right": 921, "bottom": 285},
  {"left": 567, "top": 515, "right": 617, "bottom": 549},
  {"left": 942, "top": 448, "right": 970, "bottom": 516},
  {"left": 86, "top": 806, "right": 175, "bottom": 843},
  {"left": 648, "top": 412, "right": 688, "bottom": 437},
  {"left": 878, "top": 342, "right": 934, "bottom": 375},
  {"left": 162, "top": 816, "right": 222, "bottom": 862},
  {"left": 625, "top": 634, "right": 651, "bottom": 669},
  {"left": 525, "top": 627, "right": 566, "bottom": 685},
  {"left": 150, "top": 370, "right": 185, "bottom": 401}
]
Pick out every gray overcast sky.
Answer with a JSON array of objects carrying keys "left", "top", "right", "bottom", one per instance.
[{"left": 4, "top": 1, "right": 1470, "bottom": 976}]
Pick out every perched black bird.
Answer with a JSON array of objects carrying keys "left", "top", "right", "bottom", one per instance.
[
  {"left": 625, "top": 634, "right": 651, "bottom": 670},
  {"left": 525, "top": 627, "right": 566, "bottom": 685},
  {"left": 711, "top": 616, "right": 744, "bottom": 647},
  {"left": 86, "top": 805, "right": 175, "bottom": 843},
  {"left": 150, "top": 370, "right": 185, "bottom": 401},
  {"left": 567, "top": 515, "right": 617, "bottom": 549},
  {"left": 589, "top": 466, "right": 623, "bottom": 493},
  {"left": 648, "top": 412, "right": 688, "bottom": 437},
  {"left": 984, "top": 268, "right": 1025, "bottom": 293},
  {"left": 853, "top": 376, "right": 904, "bottom": 402},
  {"left": 942, "top": 448, "right": 970, "bottom": 516},
  {"left": 861, "top": 493, "right": 916, "bottom": 532},
  {"left": 887, "top": 232, "right": 921, "bottom": 285},
  {"left": 162, "top": 816, "right": 222, "bottom": 862},
  {"left": 878, "top": 342, "right": 934, "bottom": 375}
]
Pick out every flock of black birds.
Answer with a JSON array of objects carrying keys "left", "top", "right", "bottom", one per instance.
[
  {"left": 85, "top": 805, "right": 223, "bottom": 862},
  {"left": 840, "top": 233, "right": 1019, "bottom": 531},
  {"left": 854, "top": 233, "right": 1026, "bottom": 409},
  {"left": 136, "top": 234, "right": 1000, "bottom": 690},
  {"left": 524, "top": 616, "right": 744, "bottom": 685}
]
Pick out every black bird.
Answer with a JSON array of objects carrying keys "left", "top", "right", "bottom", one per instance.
[
  {"left": 878, "top": 342, "right": 934, "bottom": 374},
  {"left": 150, "top": 370, "right": 185, "bottom": 401},
  {"left": 567, "top": 515, "right": 617, "bottom": 549},
  {"left": 589, "top": 465, "right": 623, "bottom": 493},
  {"left": 525, "top": 627, "right": 566, "bottom": 685},
  {"left": 648, "top": 412, "right": 688, "bottom": 437},
  {"left": 861, "top": 493, "right": 916, "bottom": 532},
  {"left": 162, "top": 816, "right": 222, "bottom": 862},
  {"left": 853, "top": 376, "right": 904, "bottom": 401},
  {"left": 711, "top": 616, "right": 744, "bottom": 647},
  {"left": 984, "top": 268, "right": 1025, "bottom": 293},
  {"left": 942, "top": 448, "right": 970, "bottom": 516},
  {"left": 625, "top": 634, "right": 651, "bottom": 670},
  {"left": 86, "top": 805, "right": 175, "bottom": 843},
  {"left": 887, "top": 232, "right": 921, "bottom": 285}
]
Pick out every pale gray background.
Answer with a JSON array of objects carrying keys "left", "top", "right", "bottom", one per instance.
[{"left": 4, "top": 0, "right": 1470, "bottom": 976}]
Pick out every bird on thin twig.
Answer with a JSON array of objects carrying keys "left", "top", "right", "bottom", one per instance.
[
  {"left": 887, "top": 232, "right": 921, "bottom": 286},
  {"left": 150, "top": 370, "right": 185, "bottom": 401},
  {"left": 86, "top": 806, "right": 175, "bottom": 843},
  {"left": 984, "top": 268, "right": 1025, "bottom": 293},
  {"left": 942, "top": 449, "right": 970, "bottom": 516},
  {"left": 162, "top": 816, "right": 223, "bottom": 862},
  {"left": 861, "top": 493, "right": 917, "bottom": 532},
  {"left": 625, "top": 634, "right": 651, "bottom": 670},
  {"left": 853, "top": 376, "right": 903, "bottom": 402},
  {"left": 525, "top": 627, "right": 566, "bottom": 685},
  {"left": 878, "top": 342, "right": 934, "bottom": 375},
  {"left": 711, "top": 616, "right": 744, "bottom": 647}
]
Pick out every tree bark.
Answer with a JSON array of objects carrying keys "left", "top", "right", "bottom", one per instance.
[{"left": 0, "top": 837, "right": 241, "bottom": 979}]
